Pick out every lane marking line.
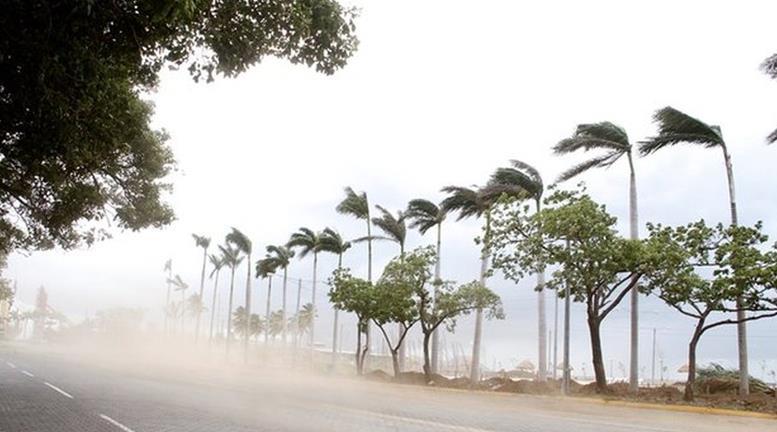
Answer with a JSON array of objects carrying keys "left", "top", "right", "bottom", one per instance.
[
  {"left": 100, "top": 414, "right": 136, "bottom": 432},
  {"left": 333, "top": 405, "right": 493, "bottom": 432},
  {"left": 44, "top": 382, "right": 74, "bottom": 399},
  {"left": 21, "top": 370, "right": 34, "bottom": 377},
  {"left": 6, "top": 361, "right": 16, "bottom": 369}
]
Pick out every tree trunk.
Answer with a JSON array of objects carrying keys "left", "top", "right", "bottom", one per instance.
[
  {"left": 391, "top": 349, "right": 401, "bottom": 378},
  {"left": 264, "top": 276, "right": 272, "bottom": 343},
  {"left": 685, "top": 318, "right": 705, "bottom": 401},
  {"left": 722, "top": 146, "right": 749, "bottom": 396},
  {"left": 282, "top": 268, "right": 288, "bottom": 344},
  {"left": 243, "top": 253, "right": 252, "bottom": 362},
  {"left": 226, "top": 267, "right": 236, "bottom": 356},
  {"left": 587, "top": 315, "right": 607, "bottom": 393},
  {"left": 423, "top": 330, "right": 433, "bottom": 382},
  {"left": 355, "top": 325, "right": 363, "bottom": 375},
  {"left": 195, "top": 246, "right": 207, "bottom": 343},
  {"left": 627, "top": 152, "right": 640, "bottom": 393},
  {"left": 431, "top": 223, "right": 442, "bottom": 374},
  {"left": 310, "top": 253, "right": 318, "bottom": 350},
  {"left": 553, "top": 289, "right": 559, "bottom": 380},
  {"left": 294, "top": 279, "right": 301, "bottom": 347},
  {"left": 364, "top": 218, "right": 373, "bottom": 369},
  {"left": 537, "top": 271, "right": 547, "bottom": 382},
  {"left": 209, "top": 269, "right": 220, "bottom": 342},
  {"left": 470, "top": 212, "right": 491, "bottom": 385},
  {"left": 332, "top": 254, "right": 343, "bottom": 365}
]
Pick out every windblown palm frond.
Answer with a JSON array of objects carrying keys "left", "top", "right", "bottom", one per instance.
[
  {"left": 219, "top": 245, "right": 243, "bottom": 269},
  {"left": 255, "top": 245, "right": 294, "bottom": 277},
  {"left": 208, "top": 253, "right": 224, "bottom": 278},
  {"left": 639, "top": 107, "right": 724, "bottom": 155},
  {"left": 761, "top": 55, "right": 777, "bottom": 143},
  {"left": 255, "top": 257, "right": 277, "bottom": 278},
  {"left": 336, "top": 187, "right": 370, "bottom": 220},
  {"left": 192, "top": 234, "right": 211, "bottom": 249},
  {"left": 554, "top": 122, "right": 631, "bottom": 182},
  {"left": 319, "top": 228, "right": 352, "bottom": 256},
  {"left": 226, "top": 227, "right": 252, "bottom": 255},
  {"left": 287, "top": 227, "right": 322, "bottom": 258},
  {"left": 406, "top": 199, "right": 445, "bottom": 235},
  {"left": 440, "top": 186, "right": 486, "bottom": 220},
  {"left": 168, "top": 275, "right": 188, "bottom": 290},
  {"left": 488, "top": 161, "right": 543, "bottom": 201},
  {"left": 371, "top": 205, "right": 406, "bottom": 246}
]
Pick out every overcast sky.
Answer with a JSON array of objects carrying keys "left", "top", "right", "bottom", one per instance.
[{"left": 7, "top": 0, "right": 777, "bottom": 379}]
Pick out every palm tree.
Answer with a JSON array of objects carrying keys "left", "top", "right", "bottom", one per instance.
[
  {"left": 761, "top": 54, "right": 777, "bottom": 143},
  {"left": 207, "top": 253, "right": 225, "bottom": 342},
  {"left": 336, "top": 187, "right": 374, "bottom": 364},
  {"left": 287, "top": 227, "right": 323, "bottom": 349},
  {"left": 405, "top": 198, "right": 446, "bottom": 374},
  {"left": 554, "top": 122, "right": 641, "bottom": 390},
  {"left": 258, "top": 245, "right": 295, "bottom": 343},
  {"left": 255, "top": 257, "right": 276, "bottom": 343},
  {"left": 192, "top": 234, "right": 211, "bottom": 342},
  {"left": 220, "top": 244, "right": 244, "bottom": 355},
  {"left": 167, "top": 275, "right": 188, "bottom": 333},
  {"left": 639, "top": 106, "right": 749, "bottom": 395},
  {"left": 490, "top": 160, "right": 547, "bottom": 382},
  {"left": 226, "top": 228, "right": 253, "bottom": 360},
  {"left": 319, "top": 228, "right": 352, "bottom": 361}
]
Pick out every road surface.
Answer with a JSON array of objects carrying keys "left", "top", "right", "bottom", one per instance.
[{"left": 0, "top": 343, "right": 773, "bottom": 432}]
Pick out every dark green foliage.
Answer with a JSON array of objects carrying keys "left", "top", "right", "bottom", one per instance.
[
  {"left": 639, "top": 107, "right": 725, "bottom": 155},
  {"left": 405, "top": 199, "right": 445, "bottom": 235},
  {"left": 0, "top": 0, "right": 357, "bottom": 253},
  {"left": 371, "top": 206, "right": 407, "bottom": 250},
  {"left": 287, "top": 227, "right": 322, "bottom": 257},
  {"left": 336, "top": 187, "right": 370, "bottom": 220},
  {"left": 487, "top": 160, "right": 543, "bottom": 203},
  {"left": 440, "top": 186, "right": 488, "bottom": 220},
  {"left": 318, "top": 228, "right": 351, "bottom": 258},
  {"left": 255, "top": 245, "right": 294, "bottom": 276},
  {"left": 554, "top": 122, "right": 631, "bottom": 183}
]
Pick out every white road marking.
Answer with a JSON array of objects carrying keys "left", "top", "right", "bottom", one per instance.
[
  {"left": 6, "top": 361, "right": 16, "bottom": 369},
  {"left": 44, "top": 382, "right": 74, "bottom": 399},
  {"left": 21, "top": 370, "right": 34, "bottom": 377},
  {"left": 100, "top": 414, "right": 136, "bottom": 432},
  {"left": 334, "top": 405, "right": 493, "bottom": 432}
]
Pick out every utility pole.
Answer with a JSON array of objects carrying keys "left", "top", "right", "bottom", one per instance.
[{"left": 651, "top": 328, "right": 656, "bottom": 387}]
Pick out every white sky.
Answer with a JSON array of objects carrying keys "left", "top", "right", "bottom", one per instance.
[{"left": 7, "top": 0, "right": 777, "bottom": 379}]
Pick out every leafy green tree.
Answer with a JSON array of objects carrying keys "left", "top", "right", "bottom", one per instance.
[
  {"left": 220, "top": 244, "right": 244, "bottom": 353},
  {"left": 226, "top": 228, "right": 252, "bottom": 359},
  {"left": 207, "top": 253, "right": 225, "bottom": 341},
  {"left": 319, "top": 228, "right": 351, "bottom": 360},
  {"left": 489, "top": 160, "right": 548, "bottom": 381},
  {"left": 405, "top": 199, "right": 447, "bottom": 374},
  {"left": 257, "top": 245, "right": 295, "bottom": 343},
  {"left": 640, "top": 107, "right": 751, "bottom": 395},
  {"left": 192, "top": 234, "right": 211, "bottom": 342},
  {"left": 554, "top": 123, "right": 641, "bottom": 391},
  {"left": 489, "top": 188, "right": 643, "bottom": 393},
  {"left": 287, "top": 227, "right": 323, "bottom": 348},
  {"left": 643, "top": 221, "right": 777, "bottom": 401},
  {"left": 329, "top": 268, "right": 373, "bottom": 374}
]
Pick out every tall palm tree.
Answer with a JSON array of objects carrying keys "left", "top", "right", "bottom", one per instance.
[
  {"left": 255, "top": 257, "right": 276, "bottom": 343},
  {"left": 639, "top": 106, "right": 749, "bottom": 394},
  {"left": 192, "top": 234, "right": 211, "bottom": 342},
  {"left": 554, "top": 122, "right": 641, "bottom": 390},
  {"left": 336, "top": 187, "right": 373, "bottom": 363},
  {"left": 406, "top": 199, "right": 446, "bottom": 374},
  {"left": 489, "top": 160, "right": 547, "bottom": 382},
  {"left": 371, "top": 205, "right": 410, "bottom": 369},
  {"left": 226, "top": 228, "right": 253, "bottom": 360},
  {"left": 257, "top": 245, "right": 294, "bottom": 342},
  {"left": 167, "top": 275, "right": 188, "bottom": 333},
  {"left": 287, "top": 227, "right": 323, "bottom": 349},
  {"left": 220, "top": 244, "right": 244, "bottom": 356},
  {"left": 319, "top": 228, "right": 352, "bottom": 362},
  {"left": 207, "top": 253, "right": 225, "bottom": 342}
]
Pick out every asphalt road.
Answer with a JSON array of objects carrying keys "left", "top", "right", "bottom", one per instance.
[{"left": 0, "top": 344, "right": 774, "bottom": 432}]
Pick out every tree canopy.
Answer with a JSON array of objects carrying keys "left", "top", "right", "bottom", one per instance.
[{"left": 0, "top": 0, "right": 358, "bottom": 253}]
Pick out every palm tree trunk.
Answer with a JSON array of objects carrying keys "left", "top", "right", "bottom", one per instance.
[
  {"left": 398, "top": 243, "right": 406, "bottom": 372},
  {"left": 627, "top": 152, "right": 640, "bottom": 393},
  {"left": 294, "top": 279, "right": 302, "bottom": 347},
  {"left": 553, "top": 289, "right": 559, "bottom": 380},
  {"left": 180, "top": 287, "right": 186, "bottom": 334},
  {"left": 282, "top": 268, "right": 288, "bottom": 344},
  {"left": 536, "top": 200, "right": 547, "bottom": 382},
  {"left": 722, "top": 145, "right": 749, "bottom": 396},
  {"left": 364, "top": 218, "right": 373, "bottom": 369},
  {"left": 226, "top": 267, "right": 236, "bottom": 356},
  {"left": 164, "top": 268, "right": 172, "bottom": 334},
  {"left": 209, "top": 270, "right": 220, "bottom": 342},
  {"left": 264, "top": 276, "right": 272, "bottom": 343},
  {"left": 195, "top": 247, "right": 207, "bottom": 343},
  {"left": 310, "top": 252, "right": 318, "bottom": 350},
  {"left": 561, "top": 242, "right": 572, "bottom": 395},
  {"left": 332, "top": 254, "right": 343, "bottom": 365},
  {"left": 470, "top": 211, "right": 491, "bottom": 384},
  {"left": 243, "top": 254, "right": 251, "bottom": 362},
  {"left": 431, "top": 222, "right": 442, "bottom": 375}
]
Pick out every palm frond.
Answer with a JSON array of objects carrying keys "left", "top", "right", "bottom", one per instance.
[
  {"left": 556, "top": 152, "right": 623, "bottom": 182},
  {"left": 440, "top": 186, "right": 484, "bottom": 220},
  {"left": 554, "top": 122, "right": 630, "bottom": 156},
  {"left": 509, "top": 160, "right": 543, "bottom": 187},
  {"left": 761, "top": 53, "right": 777, "bottom": 79},
  {"left": 255, "top": 257, "right": 278, "bottom": 278},
  {"left": 406, "top": 198, "right": 444, "bottom": 235},
  {"left": 265, "top": 245, "right": 294, "bottom": 268},
  {"left": 768, "top": 128, "right": 777, "bottom": 145},
  {"left": 319, "top": 228, "right": 351, "bottom": 255},
  {"left": 639, "top": 106, "right": 724, "bottom": 155},
  {"left": 208, "top": 253, "right": 224, "bottom": 277},
  {"left": 287, "top": 228, "right": 322, "bottom": 258},
  {"left": 371, "top": 205, "right": 406, "bottom": 245},
  {"left": 218, "top": 244, "right": 242, "bottom": 269},
  {"left": 488, "top": 166, "right": 542, "bottom": 200},
  {"left": 226, "top": 227, "right": 252, "bottom": 255},
  {"left": 192, "top": 234, "right": 211, "bottom": 249},
  {"left": 351, "top": 235, "right": 393, "bottom": 244},
  {"left": 335, "top": 187, "right": 369, "bottom": 220}
]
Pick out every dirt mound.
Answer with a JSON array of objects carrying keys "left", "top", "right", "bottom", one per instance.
[{"left": 363, "top": 370, "right": 392, "bottom": 382}]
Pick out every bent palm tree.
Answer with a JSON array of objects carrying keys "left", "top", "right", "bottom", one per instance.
[
  {"left": 490, "top": 160, "right": 547, "bottom": 382},
  {"left": 255, "top": 257, "right": 276, "bottom": 343},
  {"left": 192, "top": 234, "right": 211, "bottom": 342},
  {"left": 406, "top": 199, "right": 447, "bottom": 374},
  {"left": 761, "top": 54, "right": 777, "bottom": 143},
  {"left": 554, "top": 123, "right": 640, "bottom": 390},
  {"left": 220, "top": 244, "right": 244, "bottom": 356},
  {"left": 640, "top": 106, "right": 748, "bottom": 395},
  {"left": 287, "top": 228, "right": 323, "bottom": 348},
  {"left": 226, "top": 228, "right": 253, "bottom": 360},
  {"left": 258, "top": 245, "right": 294, "bottom": 343},
  {"left": 207, "top": 253, "right": 225, "bottom": 342},
  {"left": 319, "top": 228, "right": 351, "bottom": 361}
]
